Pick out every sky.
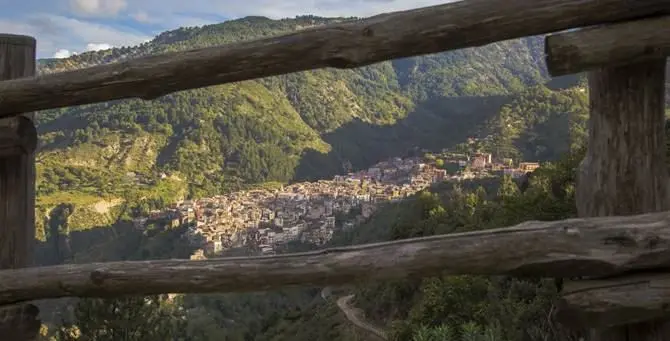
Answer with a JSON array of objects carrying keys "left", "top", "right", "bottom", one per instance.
[{"left": 0, "top": 0, "right": 450, "bottom": 59}]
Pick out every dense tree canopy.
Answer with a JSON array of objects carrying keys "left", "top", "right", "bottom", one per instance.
[{"left": 27, "top": 12, "right": 641, "bottom": 341}]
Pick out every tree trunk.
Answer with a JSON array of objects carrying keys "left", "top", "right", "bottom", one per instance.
[
  {"left": 0, "top": 33, "right": 40, "bottom": 341},
  {"left": 575, "top": 59, "right": 670, "bottom": 339}
]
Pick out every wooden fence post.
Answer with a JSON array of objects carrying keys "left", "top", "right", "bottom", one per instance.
[
  {"left": 0, "top": 34, "right": 40, "bottom": 341},
  {"left": 575, "top": 59, "right": 670, "bottom": 339}
]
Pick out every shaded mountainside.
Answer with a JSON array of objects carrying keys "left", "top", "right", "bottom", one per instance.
[
  {"left": 29, "top": 16, "right": 596, "bottom": 341},
  {"left": 342, "top": 158, "right": 581, "bottom": 341},
  {"left": 44, "top": 158, "right": 583, "bottom": 341},
  {"left": 28, "top": 13, "right": 670, "bottom": 341},
  {"left": 33, "top": 16, "right": 593, "bottom": 240}
]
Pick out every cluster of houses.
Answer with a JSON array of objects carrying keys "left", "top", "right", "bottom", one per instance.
[
  {"left": 136, "top": 156, "right": 447, "bottom": 257},
  {"left": 440, "top": 151, "right": 540, "bottom": 179},
  {"left": 135, "top": 153, "right": 540, "bottom": 259}
]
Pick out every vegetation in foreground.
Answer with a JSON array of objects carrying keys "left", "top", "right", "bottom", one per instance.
[
  {"left": 43, "top": 148, "right": 583, "bottom": 341},
  {"left": 26, "top": 11, "right": 620, "bottom": 341}
]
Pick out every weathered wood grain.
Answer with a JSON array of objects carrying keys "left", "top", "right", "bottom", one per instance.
[
  {"left": 546, "top": 15, "right": 670, "bottom": 76},
  {"left": 568, "top": 60, "right": 670, "bottom": 337},
  {"left": 557, "top": 274, "right": 670, "bottom": 329},
  {"left": 0, "top": 304, "right": 40, "bottom": 341},
  {"left": 0, "top": 0, "right": 669, "bottom": 117},
  {"left": 576, "top": 61, "right": 669, "bottom": 218},
  {"left": 0, "top": 116, "right": 37, "bottom": 156},
  {"left": 2, "top": 211, "right": 670, "bottom": 305},
  {"left": 0, "top": 33, "right": 40, "bottom": 341}
]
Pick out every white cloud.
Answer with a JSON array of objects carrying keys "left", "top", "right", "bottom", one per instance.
[
  {"left": 0, "top": 13, "right": 150, "bottom": 58},
  {"left": 49, "top": 43, "right": 109, "bottom": 59},
  {"left": 85, "top": 42, "right": 112, "bottom": 51},
  {"left": 128, "top": 0, "right": 456, "bottom": 21},
  {"left": 2, "top": 0, "right": 458, "bottom": 59},
  {"left": 69, "top": 0, "right": 128, "bottom": 17},
  {"left": 131, "top": 11, "right": 152, "bottom": 23},
  {"left": 52, "top": 49, "right": 73, "bottom": 58},
  {"left": 46, "top": 15, "right": 147, "bottom": 47}
]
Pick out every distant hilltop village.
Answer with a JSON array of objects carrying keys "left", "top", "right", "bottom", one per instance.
[
  {"left": 459, "top": 152, "right": 540, "bottom": 178},
  {"left": 135, "top": 152, "right": 539, "bottom": 258}
]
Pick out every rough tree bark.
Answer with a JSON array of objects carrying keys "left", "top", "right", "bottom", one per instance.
[
  {"left": 0, "top": 33, "right": 40, "bottom": 341},
  {"left": 573, "top": 59, "right": 670, "bottom": 339},
  {"left": 4, "top": 211, "right": 670, "bottom": 305},
  {"left": 558, "top": 273, "right": 670, "bottom": 329},
  {"left": 545, "top": 15, "right": 670, "bottom": 76}
]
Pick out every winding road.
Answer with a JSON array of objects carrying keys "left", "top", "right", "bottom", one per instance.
[{"left": 322, "top": 287, "right": 387, "bottom": 340}]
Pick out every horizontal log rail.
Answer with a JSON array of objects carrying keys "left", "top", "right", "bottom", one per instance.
[
  {"left": 0, "top": 0, "right": 668, "bottom": 118},
  {"left": 556, "top": 273, "right": 670, "bottom": 329},
  {"left": 2, "top": 211, "right": 670, "bottom": 306},
  {"left": 546, "top": 15, "right": 670, "bottom": 76}
]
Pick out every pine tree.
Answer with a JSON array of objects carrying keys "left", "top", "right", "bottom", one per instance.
[{"left": 497, "top": 175, "right": 520, "bottom": 200}]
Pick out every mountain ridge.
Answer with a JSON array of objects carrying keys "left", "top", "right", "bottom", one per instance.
[
  {"left": 27, "top": 14, "right": 670, "bottom": 341},
  {"left": 32, "top": 15, "right": 588, "bottom": 244}
]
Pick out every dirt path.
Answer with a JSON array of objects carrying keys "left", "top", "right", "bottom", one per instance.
[{"left": 336, "top": 295, "right": 387, "bottom": 340}]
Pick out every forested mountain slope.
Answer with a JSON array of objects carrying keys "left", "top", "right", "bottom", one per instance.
[
  {"left": 36, "top": 16, "right": 548, "bottom": 193},
  {"left": 32, "top": 15, "right": 592, "bottom": 242},
  {"left": 33, "top": 14, "right": 670, "bottom": 341}
]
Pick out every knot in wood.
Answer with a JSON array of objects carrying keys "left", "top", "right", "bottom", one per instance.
[
  {"left": 642, "top": 235, "right": 662, "bottom": 250},
  {"left": 602, "top": 233, "right": 637, "bottom": 247},
  {"left": 90, "top": 270, "right": 108, "bottom": 286},
  {"left": 562, "top": 226, "right": 580, "bottom": 236},
  {"left": 326, "top": 56, "right": 357, "bottom": 69},
  {"left": 362, "top": 27, "right": 374, "bottom": 37}
]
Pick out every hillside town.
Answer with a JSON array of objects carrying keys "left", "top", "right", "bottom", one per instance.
[{"left": 135, "top": 152, "right": 539, "bottom": 258}]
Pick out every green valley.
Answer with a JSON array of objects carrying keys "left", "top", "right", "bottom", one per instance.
[
  {"left": 29, "top": 13, "right": 610, "bottom": 341},
  {"left": 33, "top": 16, "right": 587, "bottom": 240}
]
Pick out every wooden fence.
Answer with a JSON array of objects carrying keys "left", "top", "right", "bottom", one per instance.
[{"left": 0, "top": 0, "right": 669, "bottom": 340}]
